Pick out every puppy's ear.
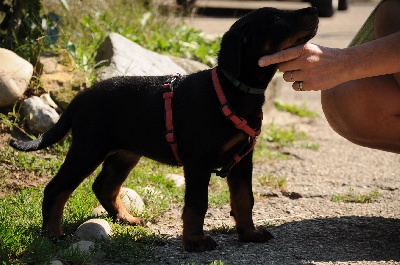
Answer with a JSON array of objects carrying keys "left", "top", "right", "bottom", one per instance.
[{"left": 218, "top": 29, "right": 243, "bottom": 78}]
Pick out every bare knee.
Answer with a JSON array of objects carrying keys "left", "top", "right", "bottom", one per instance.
[
  {"left": 321, "top": 88, "right": 357, "bottom": 142},
  {"left": 322, "top": 82, "right": 384, "bottom": 147}
]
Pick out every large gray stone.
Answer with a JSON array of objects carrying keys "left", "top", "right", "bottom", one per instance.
[
  {"left": 95, "top": 33, "right": 186, "bottom": 81},
  {"left": 0, "top": 48, "right": 33, "bottom": 107},
  {"left": 20, "top": 96, "right": 60, "bottom": 135}
]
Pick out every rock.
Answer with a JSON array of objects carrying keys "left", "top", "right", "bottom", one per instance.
[
  {"left": 66, "top": 240, "right": 95, "bottom": 254},
  {"left": 0, "top": 48, "right": 33, "bottom": 107},
  {"left": 39, "top": 50, "right": 75, "bottom": 74},
  {"left": 95, "top": 33, "right": 186, "bottom": 81},
  {"left": 165, "top": 173, "right": 185, "bottom": 187},
  {"left": 120, "top": 187, "right": 145, "bottom": 214},
  {"left": 50, "top": 87, "right": 79, "bottom": 110},
  {"left": 170, "top": 56, "right": 209, "bottom": 74},
  {"left": 20, "top": 96, "right": 60, "bottom": 135},
  {"left": 93, "top": 205, "right": 107, "bottom": 217},
  {"left": 38, "top": 50, "right": 87, "bottom": 109},
  {"left": 40, "top": 93, "right": 61, "bottom": 112},
  {"left": 92, "top": 188, "right": 144, "bottom": 217},
  {"left": 73, "top": 219, "right": 111, "bottom": 240}
]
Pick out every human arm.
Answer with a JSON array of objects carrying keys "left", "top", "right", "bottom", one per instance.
[{"left": 258, "top": 31, "right": 400, "bottom": 91}]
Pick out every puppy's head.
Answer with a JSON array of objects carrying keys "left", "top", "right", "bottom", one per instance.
[{"left": 218, "top": 7, "right": 319, "bottom": 84}]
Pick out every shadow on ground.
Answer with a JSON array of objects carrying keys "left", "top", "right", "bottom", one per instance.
[
  {"left": 152, "top": 216, "right": 400, "bottom": 264},
  {"left": 268, "top": 216, "right": 400, "bottom": 262}
]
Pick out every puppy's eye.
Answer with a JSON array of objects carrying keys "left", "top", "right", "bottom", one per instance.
[{"left": 274, "top": 14, "right": 280, "bottom": 22}]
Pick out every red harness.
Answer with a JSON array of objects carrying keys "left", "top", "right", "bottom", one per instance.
[
  {"left": 162, "top": 73, "right": 182, "bottom": 164},
  {"left": 162, "top": 68, "right": 262, "bottom": 177}
]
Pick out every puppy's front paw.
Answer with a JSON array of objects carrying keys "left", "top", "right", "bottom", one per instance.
[
  {"left": 183, "top": 234, "right": 218, "bottom": 252},
  {"left": 238, "top": 227, "right": 274, "bottom": 243}
]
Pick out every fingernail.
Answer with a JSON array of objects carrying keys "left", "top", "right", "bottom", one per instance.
[{"left": 258, "top": 59, "right": 265, "bottom": 66}]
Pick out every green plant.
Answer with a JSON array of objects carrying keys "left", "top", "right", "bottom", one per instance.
[
  {"left": 301, "top": 142, "right": 320, "bottom": 150},
  {"left": 210, "top": 223, "right": 236, "bottom": 234},
  {"left": 254, "top": 123, "right": 307, "bottom": 161},
  {"left": 0, "top": 104, "right": 35, "bottom": 139},
  {"left": 0, "top": 0, "right": 43, "bottom": 60},
  {"left": 100, "top": 226, "right": 164, "bottom": 263},
  {"left": 258, "top": 174, "right": 287, "bottom": 191},
  {"left": 331, "top": 188, "right": 381, "bottom": 203},
  {"left": 208, "top": 177, "right": 230, "bottom": 207},
  {"left": 274, "top": 100, "right": 318, "bottom": 118}
]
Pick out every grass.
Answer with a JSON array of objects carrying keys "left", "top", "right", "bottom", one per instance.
[
  {"left": 258, "top": 174, "right": 287, "bottom": 192},
  {"left": 274, "top": 100, "right": 318, "bottom": 118},
  {"left": 254, "top": 123, "right": 314, "bottom": 160},
  {"left": 331, "top": 188, "right": 381, "bottom": 203}
]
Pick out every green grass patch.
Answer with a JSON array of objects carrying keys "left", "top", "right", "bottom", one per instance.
[
  {"left": 301, "top": 142, "right": 320, "bottom": 151},
  {"left": 331, "top": 188, "right": 381, "bottom": 203},
  {"left": 254, "top": 123, "right": 308, "bottom": 160},
  {"left": 210, "top": 223, "right": 236, "bottom": 234},
  {"left": 274, "top": 100, "right": 318, "bottom": 118},
  {"left": 258, "top": 174, "right": 287, "bottom": 192}
]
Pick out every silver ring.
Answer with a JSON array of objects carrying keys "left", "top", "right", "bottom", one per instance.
[
  {"left": 298, "top": 82, "right": 304, "bottom": 91},
  {"left": 290, "top": 71, "right": 295, "bottom": 82}
]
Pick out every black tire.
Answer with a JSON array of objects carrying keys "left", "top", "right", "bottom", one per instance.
[
  {"left": 338, "top": 0, "right": 349, "bottom": 11},
  {"left": 310, "top": 0, "right": 334, "bottom": 17}
]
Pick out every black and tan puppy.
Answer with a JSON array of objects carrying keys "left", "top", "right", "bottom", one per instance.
[{"left": 10, "top": 7, "right": 318, "bottom": 252}]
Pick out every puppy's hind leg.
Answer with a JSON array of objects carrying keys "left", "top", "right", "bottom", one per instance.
[
  {"left": 42, "top": 143, "right": 107, "bottom": 237},
  {"left": 227, "top": 152, "right": 273, "bottom": 243},
  {"left": 92, "top": 150, "right": 145, "bottom": 226}
]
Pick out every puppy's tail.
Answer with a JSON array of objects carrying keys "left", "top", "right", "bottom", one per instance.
[{"left": 10, "top": 107, "right": 72, "bottom": 151}]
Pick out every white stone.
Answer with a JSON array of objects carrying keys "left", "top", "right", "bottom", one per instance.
[
  {"left": 0, "top": 48, "right": 33, "bottom": 107},
  {"left": 95, "top": 33, "right": 186, "bottom": 81},
  {"left": 165, "top": 173, "right": 185, "bottom": 187},
  {"left": 70, "top": 240, "right": 95, "bottom": 253},
  {"left": 120, "top": 187, "right": 145, "bottom": 214},
  {"left": 20, "top": 96, "right": 60, "bottom": 135},
  {"left": 73, "top": 219, "right": 111, "bottom": 240},
  {"left": 92, "top": 205, "right": 107, "bottom": 217},
  {"left": 40, "top": 93, "right": 60, "bottom": 111}
]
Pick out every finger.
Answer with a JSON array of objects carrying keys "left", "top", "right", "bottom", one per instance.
[
  {"left": 258, "top": 44, "right": 305, "bottom": 67},
  {"left": 292, "top": 81, "right": 306, "bottom": 92},
  {"left": 283, "top": 70, "right": 298, "bottom": 82}
]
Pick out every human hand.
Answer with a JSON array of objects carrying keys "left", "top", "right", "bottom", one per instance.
[{"left": 258, "top": 43, "right": 347, "bottom": 91}]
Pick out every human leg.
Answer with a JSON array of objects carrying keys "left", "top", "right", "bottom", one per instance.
[{"left": 321, "top": 0, "right": 400, "bottom": 153}]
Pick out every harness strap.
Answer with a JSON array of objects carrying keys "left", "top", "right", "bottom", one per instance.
[
  {"left": 162, "top": 73, "right": 182, "bottom": 164},
  {"left": 211, "top": 67, "right": 263, "bottom": 177}
]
